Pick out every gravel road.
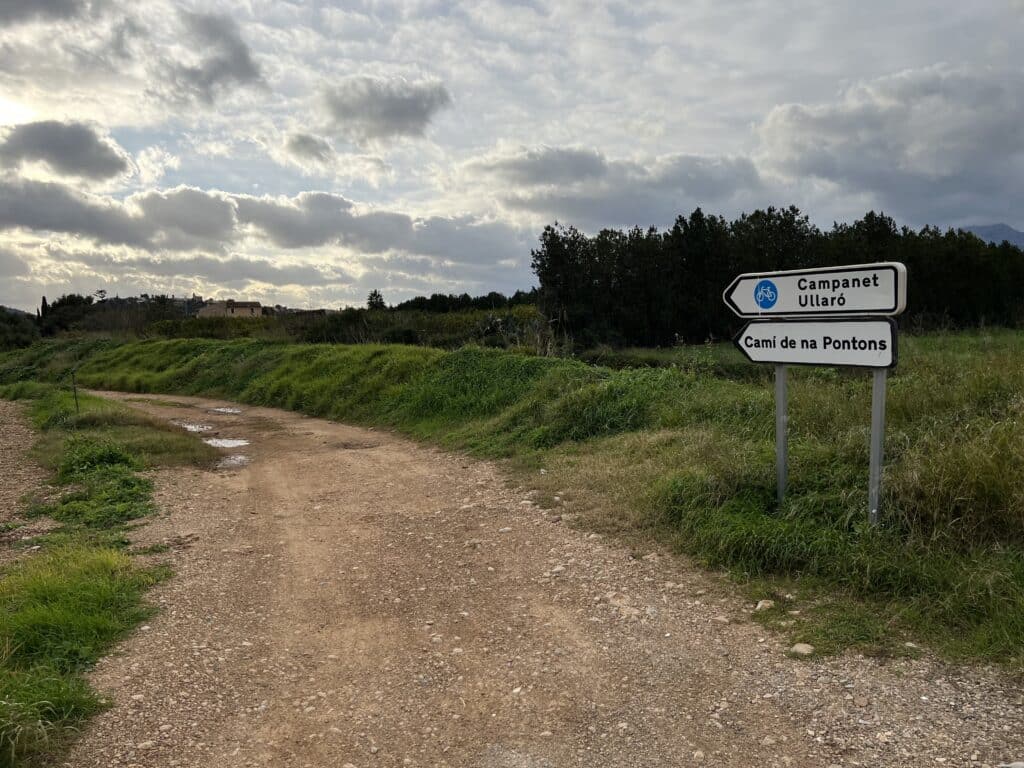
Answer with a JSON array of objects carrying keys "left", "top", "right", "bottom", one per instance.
[{"left": 41, "top": 393, "right": 1023, "bottom": 768}]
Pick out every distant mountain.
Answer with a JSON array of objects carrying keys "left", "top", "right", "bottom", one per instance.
[{"left": 963, "top": 224, "right": 1024, "bottom": 248}]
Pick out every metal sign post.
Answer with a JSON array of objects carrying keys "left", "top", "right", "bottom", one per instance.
[
  {"left": 723, "top": 262, "right": 906, "bottom": 525},
  {"left": 775, "top": 365, "right": 788, "bottom": 507},
  {"left": 867, "top": 369, "right": 888, "bottom": 526}
]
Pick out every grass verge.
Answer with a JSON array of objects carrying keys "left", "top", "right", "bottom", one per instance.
[
  {"left": 0, "top": 383, "right": 214, "bottom": 766},
  {"left": 2, "top": 333, "right": 1024, "bottom": 666}
]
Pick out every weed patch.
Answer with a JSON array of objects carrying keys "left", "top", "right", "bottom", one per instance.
[
  {"left": 3, "top": 333, "right": 1024, "bottom": 664},
  {"left": 0, "top": 382, "right": 210, "bottom": 766}
]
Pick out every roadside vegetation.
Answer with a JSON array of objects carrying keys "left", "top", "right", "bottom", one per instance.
[
  {"left": 0, "top": 311, "right": 38, "bottom": 353},
  {"left": 0, "top": 383, "right": 215, "bottom": 767},
  {"left": 5, "top": 290, "right": 545, "bottom": 353},
  {"left": 2, "top": 332, "right": 1023, "bottom": 666}
]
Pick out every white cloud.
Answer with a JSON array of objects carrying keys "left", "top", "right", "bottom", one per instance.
[
  {"left": 1, "top": 1, "right": 1022, "bottom": 309},
  {"left": 135, "top": 146, "right": 180, "bottom": 185}
]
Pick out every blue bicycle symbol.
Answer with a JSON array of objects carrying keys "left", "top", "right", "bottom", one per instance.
[{"left": 754, "top": 279, "right": 778, "bottom": 310}]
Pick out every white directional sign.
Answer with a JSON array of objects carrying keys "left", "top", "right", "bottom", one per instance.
[
  {"left": 723, "top": 262, "right": 907, "bottom": 318},
  {"left": 724, "top": 262, "right": 906, "bottom": 522},
  {"left": 735, "top": 319, "right": 897, "bottom": 369}
]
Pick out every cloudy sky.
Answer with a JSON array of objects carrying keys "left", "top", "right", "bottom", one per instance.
[{"left": 1, "top": 1, "right": 1021, "bottom": 311}]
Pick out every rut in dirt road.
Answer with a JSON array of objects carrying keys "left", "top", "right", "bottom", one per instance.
[{"left": 64, "top": 393, "right": 1024, "bottom": 768}]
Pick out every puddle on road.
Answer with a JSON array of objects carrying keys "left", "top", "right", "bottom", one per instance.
[
  {"left": 173, "top": 421, "right": 213, "bottom": 433},
  {"left": 210, "top": 407, "right": 243, "bottom": 415},
  {"left": 203, "top": 438, "right": 250, "bottom": 448},
  {"left": 333, "top": 440, "right": 380, "bottom": 450},
  {"left": 217, "top": 454, "right": 250, "bottom": 469}
]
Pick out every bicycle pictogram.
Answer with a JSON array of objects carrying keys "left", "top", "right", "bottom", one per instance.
[{"left": 754, "top": 279, "right": 778, "bottom": 309}]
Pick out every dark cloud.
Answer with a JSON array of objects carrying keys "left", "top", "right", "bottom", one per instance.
[
  {"left": 0, "top": 180, "right": 235, "bottom": 252},
  {"left": 759, "top": 66, "right": 1024, "bottom": 225},
  {"left": 232, "top": 190, "right": 526, "bottom": 267},
  {"left": 167, "top": 11, "right": 263, "bottom": 104},
  {"left": 285, "top": 133, "right": 335, "bottom": 164},
  {"left": 0, "top": 176, "right": 526, "bottom": 280},
  {"left": 0, "top": 0, "right": 83, "bottom": 25},
  {"left": 132, "top": 186, "right": 236, "bottom": 249},
  {"left": 502, "top": 153, "right": 763, "bottom": 230},
  {"left": 470, "top": 146, "right": 608, "bottom": 185},
  {"left": 322, "top": 76, "right": 452, "bottom": 142},
  {"left": 232, "top": 192, "right": 354, "bottom": 249},
  {"left": 0, "top": 120, "right": 129, "bottom": 179},
  {"left": 411, "top": 215, "right": 526, "bottom": 266},
  {"left": 234, "top": 191, "right": 414, "bottom": 250},
  {"left": 0, "top": 177, "right": 149, "bottom": 245},
  {"left": 81, "top": 253, "right": 350, "bottom": 287}
]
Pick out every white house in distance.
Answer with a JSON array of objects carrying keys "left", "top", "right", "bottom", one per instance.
[{"left": 196, "top": 300, "right": 263, "bottom": 318}]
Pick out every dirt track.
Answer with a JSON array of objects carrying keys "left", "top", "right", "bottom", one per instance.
[
  {"left": 56, "top": 393, "right": 1023, "bottom": 768},
  {"left": 0, "top": 399, "right": 52, "bottom": 564}
]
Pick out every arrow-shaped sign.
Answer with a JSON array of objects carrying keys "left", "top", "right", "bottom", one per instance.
[
  {"left": 734, "top": 319, "right": 897, "bottom": 368},
  {"left": 723, "top": 262, "right": 906, "bottom": 318}
]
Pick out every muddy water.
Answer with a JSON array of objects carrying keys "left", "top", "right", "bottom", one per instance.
[
  {"left": 217, "top": 454, "right": 250, "bottom": 469},
  {"left": 174, "top": 421, "right": 213, "bottom": 433},
  {"left": 203, "top": 438, "right": 250, "bottom": 449}
]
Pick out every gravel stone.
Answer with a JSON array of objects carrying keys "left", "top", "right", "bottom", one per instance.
[{"left": 22, "top": 392, "right": 1018, "bottom": 768}]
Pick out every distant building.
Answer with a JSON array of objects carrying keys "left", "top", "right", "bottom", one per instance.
[{"left": 196, "top": 300, "right": 262, "bottom": 319}]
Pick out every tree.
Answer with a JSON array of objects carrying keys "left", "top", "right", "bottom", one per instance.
[
  {"left": 530, "top": 206, "right": 1024, "bottom": 348},
  {"left": 366, "top": 290, "right": 386, "bottom": 310},
  {"left": 39, "top": 293, "right": 94, "bottom": 336},
  {"left": 0, "top": 309, "right": 39, "bottom": 351}
]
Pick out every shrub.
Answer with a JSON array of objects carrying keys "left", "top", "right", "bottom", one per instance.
[{"left": 56, "top": 438, "right": 139, "bottom": 483}]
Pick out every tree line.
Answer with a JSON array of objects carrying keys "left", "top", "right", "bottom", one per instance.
[
  {"left": 531, "top": 207, "right": 1024, "bottom": 347},
  {"left": 0, "top": 289, "right": 546, "bottom": 352},
  {"left": 389, "top": 289, "right": 538, "bottom": 313}
]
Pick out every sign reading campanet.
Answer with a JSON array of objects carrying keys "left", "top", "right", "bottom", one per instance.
[{"left": 723, "top": 262, "right": 907, "bottom": 318}]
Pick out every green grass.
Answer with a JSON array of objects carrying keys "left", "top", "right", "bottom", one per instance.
[
  {"left": 0, "top": 382, "right": 212, "bottom": 766},
  {"left": 2, "top": 332, "right": 1024, "bottom": 665},
  {"left": 0, "top": 548, "right": 164, "bottom": 766}
]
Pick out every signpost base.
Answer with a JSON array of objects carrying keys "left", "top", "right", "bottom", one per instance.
[
  {"left": 868, "top": 368, "right": 888, "bottom": 526},
  {"left": 775, "top": 364, "right": 788, "bottom": 508}
]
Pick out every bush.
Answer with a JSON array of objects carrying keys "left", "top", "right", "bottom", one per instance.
[
  {"left": 0, "top": 311, "right": 39, "bottom": 353},
  {"left": 57, "top": 437, "right": 140, "bottom": 482}
]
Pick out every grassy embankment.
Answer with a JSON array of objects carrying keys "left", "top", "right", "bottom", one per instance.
[
  {"left": 0, "top": 382, "right": 215, "bottom": 767},
  {"left": 2, "top": 333, "right": 1024, "bottom": 666}
]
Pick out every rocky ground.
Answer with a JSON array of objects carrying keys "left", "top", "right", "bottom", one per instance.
[{"left": 8, "top": 391, "right": 1014, "bottom": 768}]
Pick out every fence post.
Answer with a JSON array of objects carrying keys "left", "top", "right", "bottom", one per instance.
[{"left": 71, "top": 369, "right": 80, "bottom": 416}]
